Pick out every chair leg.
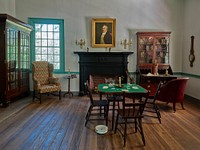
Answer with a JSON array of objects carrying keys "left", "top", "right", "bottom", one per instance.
[
  {"left": 114, "top": 113, "right": 119, "bottom": 133},
  {"left": 138, "top": 118, "right": 145, "bottom": 145},
  {"left": 181, "top": 102, "right": 185, "bottom": 110},
  {"left": 39, "top": 93, "right": 42, "bottom": 104},
  {"left": 85, "top": 106, "right": 92, "bottom": 126},
  {"left": 117, "top": 101, "right": 120, "bottom": 109},
  {"left": 124, "top": 119, "right": 127, "bottom": 147},
  {"left": 105, "top": 105, "right": 109, "bottom": 126},
  {"left": 32, "top": 90, "right": 35, "bottom": 101},
  {"left": 134, "top": 118, "right": 137, "bottom": 132},
  {"left": 59, "top": 90, "right": 61, "bottom": 100},
  {"left": 173, "top": 103, "right": 176, "bottom": 112},
  {"left": 154, "top": 104, "right": 161, "bottom": 123}
]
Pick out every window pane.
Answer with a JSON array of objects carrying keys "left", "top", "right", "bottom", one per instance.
[
  {"left": 42, "top": 40, "right": 47, "bottom": 46},
  {"left": 48, "top": 24, "right": 53, "bottom": 31},
  {"left": 42, "top": 55, "right": 47, "bottom": 61},
  {"left": 54, "top": 25, "right": 59, "bottom": 31},
  {"left": 48, "top": 40, "right": 54, "bottom": 46},
  {"left": 36, "top": 32, "right": 41, "bottom": 38},
  {"left": 35, "top": 47, "right": 41, "bottom": 54},
  {"left": 41, "top": 24, "right": 47, "bottom": 31},
  {"left": 48, "top": 32, "right": 53, "bottom": 39},
  {"left": 48, "top": 48, "right": 54, "bottom": 54},
  {"left": 35, "top": 40, "right": 41, "bottom": 46},
  {"left": 54, "top": 32, "right": 59, "bottom": 39},
  {"left": 54, "top": 48, "right": 60, "bottom": 54},
  {"left": 35, "top": 24, "right": 42, "bottom": 31},
  {"left": 54, "top": 40, "right": 59, "bottom": 46},
  {"left": 36, "top": 55, "right": 41, "bottom": 61},
  {"left": 48, "top": 55, "right": 53, "bottom": 62},
  {"left": 54, "top": 63, "right": 60, "bottom": 69},
  {"left": 54, "top": 55, "right": 59, "bottom": 62},
  {"left": 42, "top": 32, "right": 47, "bottom": 38},
  {"left": 42, "top": 48, "right": 47, "bottom": 54}
]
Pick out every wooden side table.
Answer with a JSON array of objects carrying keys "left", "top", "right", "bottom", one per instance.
[{"left": 63, "top": 74, "right": 77, "bottom": 97}]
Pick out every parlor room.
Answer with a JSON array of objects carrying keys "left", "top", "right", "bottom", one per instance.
[{"left": 0, "top": 0, "right": 200, "bottom": 149}]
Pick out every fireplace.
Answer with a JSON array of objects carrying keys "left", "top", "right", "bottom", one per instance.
[{"left": 74, "top": 51, "right": 133, "bottom": 95}]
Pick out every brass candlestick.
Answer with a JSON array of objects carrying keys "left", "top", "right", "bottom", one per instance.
[
  {"left": 76, "top": 39, "right": 85, "bottom": 49},
  {"left": 120, "top": 39, "right": 133, "bottom": 49}
]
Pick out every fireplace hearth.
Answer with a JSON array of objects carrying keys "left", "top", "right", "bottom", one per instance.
[{"left": 74, "top": 51, "right": 133, "bottom": 95}]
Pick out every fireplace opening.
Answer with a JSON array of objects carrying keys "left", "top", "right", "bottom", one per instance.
[{"left": 89, "top": 74, "right": 119, "bottom": 93}]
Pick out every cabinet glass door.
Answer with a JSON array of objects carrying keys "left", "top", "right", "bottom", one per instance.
[
  {"left": 7, "top": 28, "right": 19, "bottom": 91},
  {"left": 138, "top": 36, "right": 154, "bottom": 64},
  {"left": 155, "top": 36, "right": 169, "bottom": 63},
  {"left": 137, "top": 32, "right": 170, "bottom": 65},
  {"left": 20, "top": 33, "right": 30, "bottom": 87}
]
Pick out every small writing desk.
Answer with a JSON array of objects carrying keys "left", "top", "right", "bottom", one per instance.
[
  {"left": 98, "top": 83, "right": 148, "bottom": 130},
  {"left": 140, "top": 74, "right": 177, "bottom": 97},
  {"left": 63, "top": 74, "right": 77, "bottom": 97}
]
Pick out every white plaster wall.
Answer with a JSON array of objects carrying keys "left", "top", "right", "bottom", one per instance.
[
  {"left": 182, "top": 0, "right": 200, "bottom": 99},
  {"left": 15, "top": 0, "right": 185, "bottom": 93},
  {"left": 0, "top": 0, "right": 15, "bottom": 16}
]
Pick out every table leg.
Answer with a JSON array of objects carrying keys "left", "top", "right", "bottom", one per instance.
[
  {"left": 100, "top": 92, "right": 102, "bottom": 115},
  {"left": 112, "top": 97, "right": 116, "bottom": 130},
  {"left": 63, "top": 78, "right": 73, "bottom": 97}
]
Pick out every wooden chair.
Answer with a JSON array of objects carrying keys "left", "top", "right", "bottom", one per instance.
[
  {"left": 85, "top": 81, "right": 109, "bottom": 126},
  {"left": 126, "top": 69, "right": 135, "bottom": 84},
  {"left": 156, "top": 78, "right": 189, "bottom": 112},
  {"left": 32, "top": 61, "right": 61, "bottom": 103},
  {"left": 143, "top": 82, "right": 162, "bottom": 123},
  {"left": 114, "top": 92, "right": 149, "bottom": 146}
]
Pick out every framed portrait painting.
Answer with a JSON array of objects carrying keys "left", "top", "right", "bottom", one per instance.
[{"left": 92, "top": 18, "right": 116, "bottom": 48}]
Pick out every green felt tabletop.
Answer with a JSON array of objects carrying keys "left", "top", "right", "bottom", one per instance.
[{"left": 98, "top": 83, "right": 148, "bottom": 94}]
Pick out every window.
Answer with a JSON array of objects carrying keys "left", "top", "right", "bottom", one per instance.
[{"left": 29, "top": 18, "right": 65, "bottom": 73}]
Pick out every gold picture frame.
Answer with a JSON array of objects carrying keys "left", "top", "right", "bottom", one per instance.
[{"left": 92, "top": 18, "right": 116, "bottom": 48}]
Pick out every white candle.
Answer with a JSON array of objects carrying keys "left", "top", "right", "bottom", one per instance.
[
  {"left": 68, "top": 66, "right": 70, "bottom": 75},
  {"left": 119, "top": 77, "right": 121, "bottom": 85}
]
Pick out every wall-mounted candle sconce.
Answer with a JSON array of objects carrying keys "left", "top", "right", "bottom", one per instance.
[
  {"left": 120, "top": 39, "right": 133, "bottom": 49},
  {"left": 76, "top": 39, "right": 85, "bottom": 49}
]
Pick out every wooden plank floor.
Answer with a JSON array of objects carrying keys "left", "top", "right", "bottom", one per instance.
[{"left": 0, "top": 95, "right": 200, "bottom": 150}]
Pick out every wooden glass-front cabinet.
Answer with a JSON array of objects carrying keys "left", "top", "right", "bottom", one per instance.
[
  {"left": 0, "top": 14, "right": 32, "bottom": 106},
  {"left": 137, "top": 32, "right": 171, "bottom": 65},
  {"left": 136, "top": 32, "right": 172, "bottom": 97}
]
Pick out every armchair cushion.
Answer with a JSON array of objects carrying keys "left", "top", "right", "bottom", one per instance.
[
  {"left": 49, "top": 77, "right": 60, "bottom": 85},
  {"left": 39, "top": 84, "right": 61, "bottom": 94}
]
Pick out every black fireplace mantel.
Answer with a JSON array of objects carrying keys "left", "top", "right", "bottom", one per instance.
[{"left": 74, "top": 51, "right": 133, "bottom": 95}]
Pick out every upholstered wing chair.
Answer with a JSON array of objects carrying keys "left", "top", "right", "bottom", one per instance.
[
  {"left": 156, "top": 78, "right": 189, "bottom": 112},
  {"left": 32, "top": 61, "right": 61, "bottom": 103}
]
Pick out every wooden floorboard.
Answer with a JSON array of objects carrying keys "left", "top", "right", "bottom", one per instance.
[{"left": 0, "top": 95, "right": 200, "bottom": 150}]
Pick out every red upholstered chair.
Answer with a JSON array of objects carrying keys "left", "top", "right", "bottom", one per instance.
[{"left": 156, "top": 78, "right": 189, "bottom": 112}]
